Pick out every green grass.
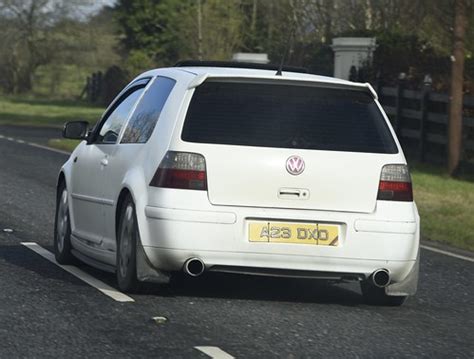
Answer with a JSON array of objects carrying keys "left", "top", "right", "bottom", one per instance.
[
  {"left": 33, "top": 64, "right": 98, "bottom": 99},
  {"left": 0, "top": 96, "right": 103, "bottom": 128},
  {"left": 411, "top": 163, "right": 474, "bottom": 251},
  {"left": 47, "top": 138, "right": 81, "bottom": 152}
]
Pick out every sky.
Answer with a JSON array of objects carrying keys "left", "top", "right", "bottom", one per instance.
[
  {"left": 82, "top": 0, "right": 117, "bottom": 15},
  {"left": 60, "top": 0, "right": 116, "bottom": 20}
]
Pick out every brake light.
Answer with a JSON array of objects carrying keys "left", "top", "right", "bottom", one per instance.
[
  {"left": 150, "top": 151, "right": 207, "bottom": 190},
  {"left": 377, "top": 164, "right": 413, "bottom": 201}
]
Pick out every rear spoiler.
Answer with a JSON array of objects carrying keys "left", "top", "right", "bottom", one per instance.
[{"left": 187, "top": 73, "right": 378, "bottom": 100}]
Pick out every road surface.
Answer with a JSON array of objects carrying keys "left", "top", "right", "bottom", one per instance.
[{"left": 0, "top": 125, "right": 473, "bottom": 358}]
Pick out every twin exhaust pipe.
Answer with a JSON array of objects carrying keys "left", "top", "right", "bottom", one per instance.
[
  {"left": 183, "top": 258, "right": 205, "bottom": 277},
  {"left": 183, "top": 259, "right": 391, "bottom": 286}
]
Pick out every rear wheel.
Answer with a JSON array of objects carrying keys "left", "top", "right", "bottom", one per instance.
[
  {"left": 54, "top": 181, "right": 76, "bottom": 264},
  {"left": 360, "top": 280, "right": 407, "bottom": 306},
  {"left": 116, "top": 196, "right": 140, "bottom": 292}
]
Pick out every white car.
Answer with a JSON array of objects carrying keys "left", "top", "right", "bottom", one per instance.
[{"left": 55, "top": 61, "right": 420, "bottom": 305}]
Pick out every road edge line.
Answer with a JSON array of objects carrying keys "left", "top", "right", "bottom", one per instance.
[
  {"left": 21, "top": 242, "right": 135, "bottom": 302},
  {"left": 421, "top": 244, "right": 474, "bottom": 263},
  {"left": 27, "top": 141, "right": 71, "bottom": 155}
]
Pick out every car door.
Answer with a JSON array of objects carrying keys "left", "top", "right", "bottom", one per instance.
[
  {"left": 100, "top": 76, "right": 176, "bottom": 250},
  {"left": 69, "top": 85, "right": 145, "bottom": 256}
]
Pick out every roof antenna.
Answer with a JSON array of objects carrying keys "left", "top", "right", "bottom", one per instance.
[{"left": 275, "top": 54, "right": 285, "bottom": 76}]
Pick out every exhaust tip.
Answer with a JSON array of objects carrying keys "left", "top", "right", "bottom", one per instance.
[
  {"left": 184, "top": 258, "right": 205, "bottom": 277},
  {"left": 372, "top": 269, "right": 390, "bottom": 288}
]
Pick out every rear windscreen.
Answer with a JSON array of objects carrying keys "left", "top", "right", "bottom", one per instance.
[{"left": 181, "top": 81, "right": 398, "bottom": 154}]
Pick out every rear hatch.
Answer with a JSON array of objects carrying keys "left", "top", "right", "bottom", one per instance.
[{"left": 181, "top": 79, "right": 399, "bottom": 214}]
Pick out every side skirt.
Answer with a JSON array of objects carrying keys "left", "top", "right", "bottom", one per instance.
[{"left": 71, "top": 249, "right": 115, "bottom": 273}]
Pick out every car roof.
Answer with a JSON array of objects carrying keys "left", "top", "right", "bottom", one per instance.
[{"left": 136, "top": 66, "right": 377, "bottom": 98}]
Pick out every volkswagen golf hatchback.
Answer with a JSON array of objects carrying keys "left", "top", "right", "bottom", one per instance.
[{"left": 55, "top": 61, "right": 420, "bottom": 305}]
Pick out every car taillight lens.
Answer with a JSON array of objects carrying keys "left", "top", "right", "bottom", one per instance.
[
  {"left": 377, "top": 164, "right": 413, "bottom": 201},
  {"left": 150, "top": 151, "right": 207, "bottom": 190}
]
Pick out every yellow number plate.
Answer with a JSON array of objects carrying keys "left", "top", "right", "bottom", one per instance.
[{"left": 249, "top": 221, "right": 339, "bottom": 246}]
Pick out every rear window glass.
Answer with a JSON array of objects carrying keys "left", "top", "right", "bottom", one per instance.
[{"left": 181, "top": 81, "right": 398, "bottom": 154}]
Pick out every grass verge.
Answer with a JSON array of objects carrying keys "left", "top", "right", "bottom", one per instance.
[
  {"left": 0, "top": 96, "right": 103, "bottom": 128},
  {"left": 411, "top": 163, "right": 474, "bottom": 251},
  {"left": 47, "top": 139, "right": 81, "bottom": 152}
]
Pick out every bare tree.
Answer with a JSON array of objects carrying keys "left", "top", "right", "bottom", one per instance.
[
  {"left": 0, "top": 0, "right": 88, "bottom": 93},
  {"left": 177, "top": 0, "right": 244, "bottom": 61},
  {"left": 1, "top": 1, "right": 54, "bottom": 92}
]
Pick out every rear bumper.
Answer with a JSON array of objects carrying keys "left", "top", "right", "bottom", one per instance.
[
  {"left": 354, "top": 219, "right": 417, "bottom": 234},
  {"left": 139, "top": 194, "right": 420, "bottom": 282},
  {"left": 143, "top": 246, "right": 416, "bottom": 282}
]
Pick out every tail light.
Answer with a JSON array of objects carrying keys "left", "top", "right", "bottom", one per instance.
[
  {"left": 377, "top": 164, "right": 413, "bottom": 201},
  {"left": 150, "top": 151, "right": 207, "bottom": 190}
]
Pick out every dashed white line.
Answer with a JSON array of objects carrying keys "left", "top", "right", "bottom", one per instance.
[
  {"left": 21, "top": 242, "right": 135, "bottom": 302},
  {"left": 0, "top": 133, "right": 71, "bottom": 155},
  {"left": 195, "top": 346, "right": 235, "bottom": 359},
  {"left": 26, "top": 141, "right": 71, "bottom": 155},
  {"left": 421, "top": 244, "right": 474, "bottom": 263}
]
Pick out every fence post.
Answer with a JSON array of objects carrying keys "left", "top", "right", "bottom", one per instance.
[
  {"left": 395, "top": 72, "right": 406, "bottom": 135},
  {"left": 91, "top": 73, "right": 97, "bottom": 102},
  {"left": 84, "top": 76, "right": 91, "bottom": 101},
  {"left": 419, "top": 75, "right": 432, "bottom": 162},
  {"left": 97, "top": 71, "right": 103, "bottom": 102}
]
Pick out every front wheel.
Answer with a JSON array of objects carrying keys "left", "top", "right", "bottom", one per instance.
[
  {"left": 116, "top": 196, "right": 140, "bottom": 292},
  {"left": 360, "top": 280, "right": 407, "bottom": 306},
  {"left": 54, "top": 182, "right": 76, "bottom": 264}
]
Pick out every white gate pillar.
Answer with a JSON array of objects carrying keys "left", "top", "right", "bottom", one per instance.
[{"left": 331, "top": 37, "right": 376, "bottom": 80}]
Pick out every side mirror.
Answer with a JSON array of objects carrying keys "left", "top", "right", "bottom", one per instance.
[{"left": 63, "top": 121, "right": 89, "bottom": 140}]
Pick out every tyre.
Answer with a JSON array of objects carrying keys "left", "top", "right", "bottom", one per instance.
[
  {"left": 54, "top": 181, "right": 76, "bottom": 264},
  {"left": 116, "top": 196, "right": 140, "bottom": 292},
  {"left": 360, "top": 280, "right": 407, "bottom": 306}
]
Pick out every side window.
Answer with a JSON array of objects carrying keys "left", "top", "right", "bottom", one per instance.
[
  {"left": 121, "top": 77, "right": 176, "bottom": 144},
  {"left": 96, "top": 87, "right": 144, "bottom": 144}
]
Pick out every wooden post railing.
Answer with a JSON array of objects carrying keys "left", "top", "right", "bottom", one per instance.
[{"left": 419, "top": 75, "right": 432, "bottom": 162}]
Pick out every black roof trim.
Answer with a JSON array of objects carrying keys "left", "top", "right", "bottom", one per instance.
[{"left": 174, "top": 60, "right": 308, "bottom": 74}]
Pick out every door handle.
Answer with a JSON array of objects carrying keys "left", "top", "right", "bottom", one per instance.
[
  {"left": 100, "top": 158, "right": 109, "bottom": 166},
  {"left": 278, "top": 188, "right": 310, "bottom": 199}
]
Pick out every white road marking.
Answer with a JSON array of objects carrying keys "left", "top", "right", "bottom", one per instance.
[
  {"left": 421, "top": 244, "right": 474, "bottom": 263},
  {"left": 151, "top": 316, "right": 168, "bottom": 324},
  {"left": 27, "top": 141, "right": 71, "bottom": 155},
  {"left": 195, "top": 346, "right": 235, "bottom": 359},
  {"left": 21, "top": 242, "right": 135, "bottom": 302},
  {"left": 0, "top": 133, "right": 71, "bottom": 155}
]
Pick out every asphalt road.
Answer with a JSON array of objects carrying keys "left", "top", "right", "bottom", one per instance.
[{"left": 0, "top": 125, "right": 473, "bottom": 358}]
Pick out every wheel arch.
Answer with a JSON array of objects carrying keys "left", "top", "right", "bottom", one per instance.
[
  {"left": 115, "top": 187, "right": 133, "bottom": 237},
  {"left": 114, "top": 183, "right": 169, "bottom": 285},
  {"left": 114, "top": 164, "right": 151, "bottom": 243},
  {"left": 57, "top": 171, "right": 66, "bottom": 186},
  {"left": 56, "top": 171, "right": 66, "bottom": 197}
]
